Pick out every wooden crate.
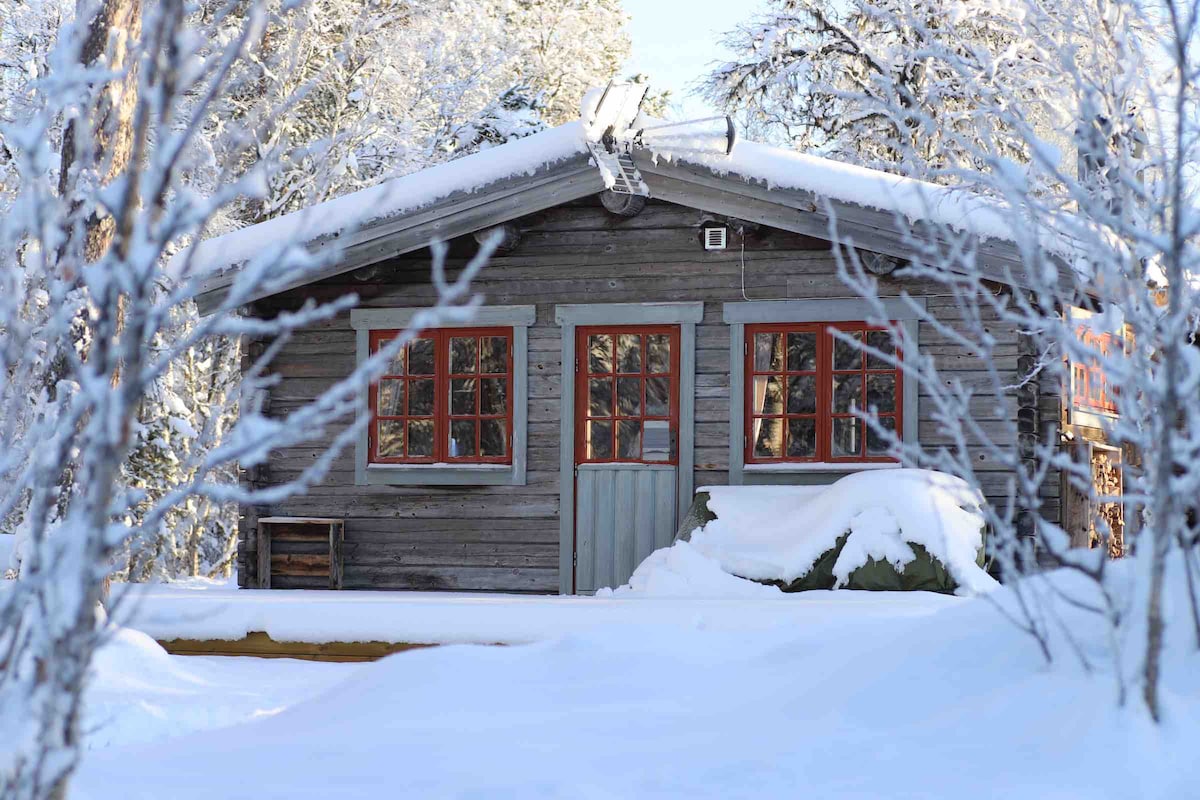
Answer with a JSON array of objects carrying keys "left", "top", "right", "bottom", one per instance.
[{"left": 256, "top": 517, "right": 344, "bottom": 589}]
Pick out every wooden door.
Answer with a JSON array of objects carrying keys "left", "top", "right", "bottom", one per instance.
[{"left": 573, "top": 325, "right": 680, "bottom": 592}]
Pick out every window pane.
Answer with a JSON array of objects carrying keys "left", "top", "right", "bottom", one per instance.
[
  {"left": 617, "top": 334, "right": 641, "bottom": 373},
  {"left": 647, "top": 334, "right": 671, "bottom": 374},
  {"left": 753, "top": 417, "right": 783, "bottom": 458},
  {"left": 787, "top": 418, "right": 816, "bottom": 458},
  {"left": 786, "top": 374, "right": 816, "bottom": 414},
  {"left": 645, "top": 377, "right": 670, "bottom": 416},
  {"left": 588, "top": 378, "right": 612, "bottom": 417},
  {"left": 409, "top": 378, "right": 434, "bottom": 416},
  {"left": 587, "top": 420, "right": 613, "bottom": 459},
  {"left": 751, "top": 375, "right": 784, "bottom": 416},
  {"left": 450, "top": 337, "right": 477, "bottom": 374},
  {"left": 832, "top": 417, "right": 861, "bottom": 457},
  {"left": 865, "top": 330, "right": 896, "bottom": 370},
  {"left": 833, "top": 331, "right": 862, "bottom": 370},
  {"left": 481, "top": 419, "right": 507, "bottom": 457},
  {"left": 786, "top": 332, "right": 817, "bottom": 372},
  {"left": 867, "top": 416, "right": 896, "bottom": 456},
  {"left": 480, "top": 378, "right": 507, "bottom": 415},
  {"left": 616, "top": 377, "right": 641, "bottom": 416},
  {"left": 409, "top": 338, "right": 435, "bottom": 375},
  {"left": 480, "top": 336, "right": 508, "bottom": 374},
  {"left": 866, "top": 373, "right": 896, "bottom": 413},
  {"left": 617, "top": 419, "right": 641, "bottom": 459},
  {"left": 754, "top": 333, "right": 783, "bottom": 371},
  {"left": 381, "top": 344, "right": 405, "bottom": 376},
  {"left": 407, "top": 419, "right": 434, "bottom": 456},
  {"left": 449, "top": 419, "right": 476, "bottom": 457},
  {"left": 588, "top": 335, "right": 613, "bottom": 374},
  {"left": 833, "top": 374, "right": 862, "bottom": 413},
  {"left": 378, "top": 380, "right": 405, "bottom": 416},
  {"left": 450, "top": 378, "right": 476, "bottom": 415},
  {"left": 377, "top": 420, "right": 405, "bottom": 458}
]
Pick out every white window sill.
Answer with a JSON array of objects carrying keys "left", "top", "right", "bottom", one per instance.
[
  {"left": 359, "top": 461, "right": 523, "bottom": 486},
  {"left": 743, "top": 461, "right": 901, "bottom": 473}
]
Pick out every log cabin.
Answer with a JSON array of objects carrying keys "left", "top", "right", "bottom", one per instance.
[{"left": 189, "top": 102, "right": 1120, "bottom": 593}]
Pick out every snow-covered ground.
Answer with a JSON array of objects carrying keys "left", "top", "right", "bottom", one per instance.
[{"left": 77, "top": 568, "right": 1199, "bottom": 800}]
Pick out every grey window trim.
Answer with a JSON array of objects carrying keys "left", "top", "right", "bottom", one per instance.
[
  {"left": 351, "top": 304, "right": 536, "bottom": 330},
  {"left": 555, "top": 302, "right": 701, "bottom": 594},
  {"left": 353, "top": 306, "right": 532, "bottom": 487},
  {"left": 726, "top": 299, "right": 921, "bottom": 486}
]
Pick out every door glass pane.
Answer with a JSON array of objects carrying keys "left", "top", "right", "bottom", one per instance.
[
  {"left": 752, "top": 375, "right": 784, "bottom": 416},
  {"left": 480, "top": 336, "right": 508, "bottom": 374},
  {"left": 833, "top": 331, "right": 863, "bottom": 370},
  {"left": 787, "top": 418, "right": 816, "bottom": 458},
  {"left": 481, "top": 419, "right": 507, "bottom": 457},
  {"left": 867, "top": 416, "right": 896, "bottom": 456},
  {"left": 480, "top": 377, "right": 507, "bottom": 415},
  {"left": 617, "top": 419, "right": 641, "bottom": 459},
  {"left": 587, "top": 420, "right": 613, "bottom": 459},
  {"left": 588, "top": 335, "right": 613, "bottom": 374},
  {"left": 786, "top": 374, "right": 816, "bottom": 414},
  {"left": 382, "top": 344, "right": 405, "bottom": 376},
  {"left": 616, "top": 334, "right": 641, "bottom": 373},
  {"left": 588, "top": 378, "right": 612, "bottom": 417},
  {"left": 450, "top": 378, "right": 476, "bottom": 415},
  {"left": 645, "top": 377, "right": 670, "bottom": 416},
  {"left": 866, "top": 373, "right": 896, "bottom": 413},
  {"left": 647, "top": 334, "right": 671, "bottom": 374},
  {"left": 409, "top": 338, "right": 435, "bottom": 374},
  {"left": 865, "top": 330, "right": 895, "bottom": 370},
  {"left": 616, "top": 377, "right": 641, "bottom": 416},
  {"left": 407, "top": 419, "right": 434, "bottom": 456},
  {"left": 409, "top": 378, "right": 434, "bottom": 416},
  {"left": 378, "top": 380, "right": 405, "bottom": 416},
  {"left": 786, "top": 332, "right": 817, "bottom": 372},
  {"left": 377, "top": 420, "right": 405, "bottom": 458},
  {"left": 450, "top": 337, "right": 477, "bottom": 374},
  {"left": 449, "top": 420, "right": 476, "bottom": 457},
  {"left": 754, "top": 333, "right": 783, "bottom": 371},
  {"left": 832, "top": 417, "right": 861, "bottom": 457},
  {"left": 753, "top": 417, "right": 783, "bottom": 458},
  {"left": 833, "top": 374, "right": 862, "bottom": 413},
  {"left": 643, "top": 420, "right": 670, "bottom": 461}
]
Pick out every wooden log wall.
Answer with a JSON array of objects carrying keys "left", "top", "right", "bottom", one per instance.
[{"left": 236, "top": 198, "right": 1057, "bottom": 591}]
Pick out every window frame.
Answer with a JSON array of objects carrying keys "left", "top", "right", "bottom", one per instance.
[
  {"left": 351, "top": 306, "right": 533, "bottom": 486},
  {"left": 744, "top": 322, "right": 903, "bottom": 465},
  {"left": 1066, "top": 306, "right": 1123, "bottom": 428},
  {"left": 367, "top": 326, "right": 515, "bottom": 465}
]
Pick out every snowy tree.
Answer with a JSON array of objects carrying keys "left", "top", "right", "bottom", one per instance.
[
  {"left": 809, "top": 0, "right": 1197, "bottom": 721},
  {"left": 701, "top": 0, "right": 1124, "bottom": 187},
  {"left": 0, "top": 1, "right": 494, "bottom": 796}
]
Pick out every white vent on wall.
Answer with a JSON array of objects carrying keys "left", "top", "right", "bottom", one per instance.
[{"left": 703, "top": 226, "right": 728, "bottom": 250}]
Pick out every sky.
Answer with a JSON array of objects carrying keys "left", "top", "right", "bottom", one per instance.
[{"left": 620, "top": 0, "right": 765, "bottom": 119}]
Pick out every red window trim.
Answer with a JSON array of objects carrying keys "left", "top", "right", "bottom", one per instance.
[
  {"left": 745, "top": 322, "right": 903, "bottom": 464},
  {"left": 368, "top": 326, "right": 514, "bottom": 465},
  {"left": 1072, "top": 327, "right": 1119, "bottom": 416},
  {"left": 574, "top": 325, "right": 681, "bottom": 466}
]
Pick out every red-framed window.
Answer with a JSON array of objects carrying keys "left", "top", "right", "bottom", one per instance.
[
  {"left": 1072, "top": 327, "right": 1118, "bottom": 415},
  {"left": 746, "top": 323, "right": 902, "bottom": 463},
  {"left": 368, "top": 327, "right": 513, "bottom": 464},
  {"left": 575, "top": 325, "right": 680, "bottom": 464}
]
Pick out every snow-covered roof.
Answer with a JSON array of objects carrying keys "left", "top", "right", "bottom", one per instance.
[{"left": 189, "top": 121, "right": 592, "bottom": 282}]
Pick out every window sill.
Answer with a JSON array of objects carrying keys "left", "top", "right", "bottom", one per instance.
[
  {"left": 743, "top": 461, "right": 901, "bottom": 473},
  {"left": 359, "top": 462, "right": 524, "bottom": 486}
]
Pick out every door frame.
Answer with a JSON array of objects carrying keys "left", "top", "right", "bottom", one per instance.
[{"left": 554, "top": 302, "right": 703, "bottom": 594}]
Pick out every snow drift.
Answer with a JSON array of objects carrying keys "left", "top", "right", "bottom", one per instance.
[{"left": 610, "top": 469, "right": 997, "bottom": 597}]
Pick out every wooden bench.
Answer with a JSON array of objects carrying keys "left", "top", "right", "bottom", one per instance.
[{"left": 256, "top": 516, "right": 344, "bottom": 589}]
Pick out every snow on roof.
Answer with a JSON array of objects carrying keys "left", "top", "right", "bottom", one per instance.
[
  {"left": 651, "top": 137, "right": 1017, "bottom": 245},
  {"left": 186, "top": 121, "right": 591, "bottom": 277}
]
